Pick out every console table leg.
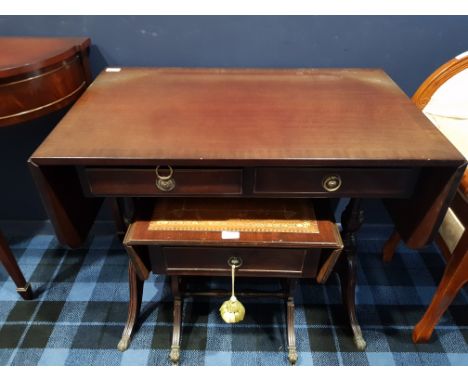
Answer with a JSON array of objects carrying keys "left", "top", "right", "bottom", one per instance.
[
  {"left": 111, "top": 197, "right": 134, "bottom": 242},
  {"left": 286, "top": 279, "right": 298, "bottom": 365},
  {"left": 170, "top": 276, "right": 182, "bottom": 365},
  {"left": 338, "top": 198, "right": 367, "bottom": 350},
  {"left": 0, "top": 230, "right": 33, "bottom": 300},
  {"left": 110, "top": 198, "right": 126, "bottom": 242},
  {"left": 118, "top": 260, "right": 143, "bottom": 351}
]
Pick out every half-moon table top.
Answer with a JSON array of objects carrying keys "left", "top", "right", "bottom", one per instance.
[
  {"left": 0, "top": 37, "right": 91, "bottom": 127},
  {"left": 0, "top": 37, "right": 90, "bottom": 79}
]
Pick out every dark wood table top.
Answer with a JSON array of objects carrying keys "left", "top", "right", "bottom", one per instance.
[
  {"left": 0, "top": 37, "right": 90, "bottom": 79},
  {"left": 31, "top": 68, "right": 465, "bottom": 167}
]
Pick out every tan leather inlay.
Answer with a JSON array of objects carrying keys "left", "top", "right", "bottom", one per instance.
[{"left": 148, "top": 199, "right": 319, "bottom": 234}]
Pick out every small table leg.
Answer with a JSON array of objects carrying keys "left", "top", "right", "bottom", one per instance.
[
  {"left": 118, "top": 260, "right": 144, "bottom": 351},
  {"left": 170, "top": 276, "right": 182, "bottom": 365},
  {"left": 337, "top": 198, "right": 367, "bottom": 350},
  {"left": 0, "top": 230, "right": 33, "bottom": 300},
  {"left": 286, "top": 279, "right": 298, "bottom": 365}
]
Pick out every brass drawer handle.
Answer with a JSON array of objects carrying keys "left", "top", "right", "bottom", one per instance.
[
  {"left": 227, "top": 256, "right": 243, "bottom": 268},
  {"left": 322, "top": 175, "right": 342, "bottom": 192},
  {"left": 155, "top": 165, "right": 176, "bottom": 192}
]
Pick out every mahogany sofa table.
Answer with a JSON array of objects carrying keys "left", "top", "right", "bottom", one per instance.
[
  {"left": 28, "top": 68, "right": 466, "bottom": 348},
  {"left": 0, "top": 36, "right": 91, "bottom": 299}
]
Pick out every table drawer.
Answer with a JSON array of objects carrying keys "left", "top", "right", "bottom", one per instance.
[
  {"left": 124, "top": 198, "right": 342, "bottom": 282},
  {"left": 254, "top": 167, "right": 418, "bottom": 197},
  {"left": 82, "top": 167, "right": 243, "bottom": 196},
  {"left": 150, "top": 246, "right": 320, "bottom": 278}
]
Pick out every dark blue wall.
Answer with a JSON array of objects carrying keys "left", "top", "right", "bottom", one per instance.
[{"left": 1, "top": 16, "right": 467, "bottom": 221}]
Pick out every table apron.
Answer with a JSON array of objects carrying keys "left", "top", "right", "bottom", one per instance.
[{"left": 79, "top": 166, "right": 420, "bottom": 198}]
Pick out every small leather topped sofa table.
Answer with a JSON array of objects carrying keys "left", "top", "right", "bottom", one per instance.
[
  {"left": 0, "top": 36, "right": 92, "bottom": 299},
  {"left": 28, "top": 68, "right": 466, "bottom": 353},
  {"left": 121, "top": 198, "right": 343, "bottom": 364}
]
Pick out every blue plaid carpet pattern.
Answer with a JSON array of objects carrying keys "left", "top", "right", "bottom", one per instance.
[{"left": 0, "top": 228, "right": 467, "bottom": 366}]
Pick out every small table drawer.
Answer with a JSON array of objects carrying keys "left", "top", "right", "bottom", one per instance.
[
  {"left": 123, "top": 198, "right": 343, "bottom": 282},
  {"left": 82, "top": 167, "right": 243, "bottom": 196},
  {"left": 254, "top": 167, "right": 418, "bottom": 197},
  {"left": 151, "top": 246, "right": 319, "bottom": 278}
]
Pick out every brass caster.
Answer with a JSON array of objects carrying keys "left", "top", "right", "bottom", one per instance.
[
  {"left": 288, "top": 347, "right": 298, "bottom": 365},
  {"left": 117, "top": 336, "right": 130, "bottom": 352},
  {"left": 169, "top": 346, "right": 180, "bottom": 365},
  {"left": 16, "top": 283, "right": 33, "bottom": 300},
  {"left": 354, "top": 335, "right": 367, "bottom": 351}
]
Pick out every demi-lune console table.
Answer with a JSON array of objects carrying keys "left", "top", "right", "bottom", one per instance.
[{"left": 0, "top": 36, "right": 91, "bottom": 299}]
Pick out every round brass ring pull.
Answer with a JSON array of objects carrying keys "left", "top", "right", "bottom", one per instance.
[
  {"left": 155, "top": 165, "right": 176, "bottom": 192},
  {"left": 227, "top": 256, "right": 243, "bottom": 268},
  {"left": 155, "top": 165, "right": 174, "bottom": 180},
  {"left": 322, "top": 175, "right": 342, "bottom": 192}
]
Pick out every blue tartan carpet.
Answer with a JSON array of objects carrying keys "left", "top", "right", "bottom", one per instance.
[{"left": 0, "top": 229, "right": 467, "bottom": 366}]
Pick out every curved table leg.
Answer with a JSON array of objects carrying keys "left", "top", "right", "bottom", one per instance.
[
  {"left": 170, "top": 276, "right": 182, "bottom": 365},
  {"left": 413, "top": 233, "right": 468, "bottom": 343},
  {"left": 383, "top": 230, "right": 400, "bottom": 263},
  {"left": 118, "top": 260, "right": 144, "bottom": 351},
  {"left": 0, "top": 230, "right": 33, "bottom": 300},
  {"left": 337, "top": 198, "right": 367, "bottom": 350}
]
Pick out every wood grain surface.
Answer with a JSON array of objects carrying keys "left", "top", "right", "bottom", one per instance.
[
  {"left": 0, "top": 37, "right": 91, "bottom": 127},
  {"left": 0, "top": 37, "right": 90, "bottom": 78},
  {"left": 31, "top": 68, "right": 464, "bottom": 167}
]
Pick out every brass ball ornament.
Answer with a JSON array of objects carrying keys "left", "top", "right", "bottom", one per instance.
[{"left": 220, "top": 258, "right": 245, "bottom": 324}]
